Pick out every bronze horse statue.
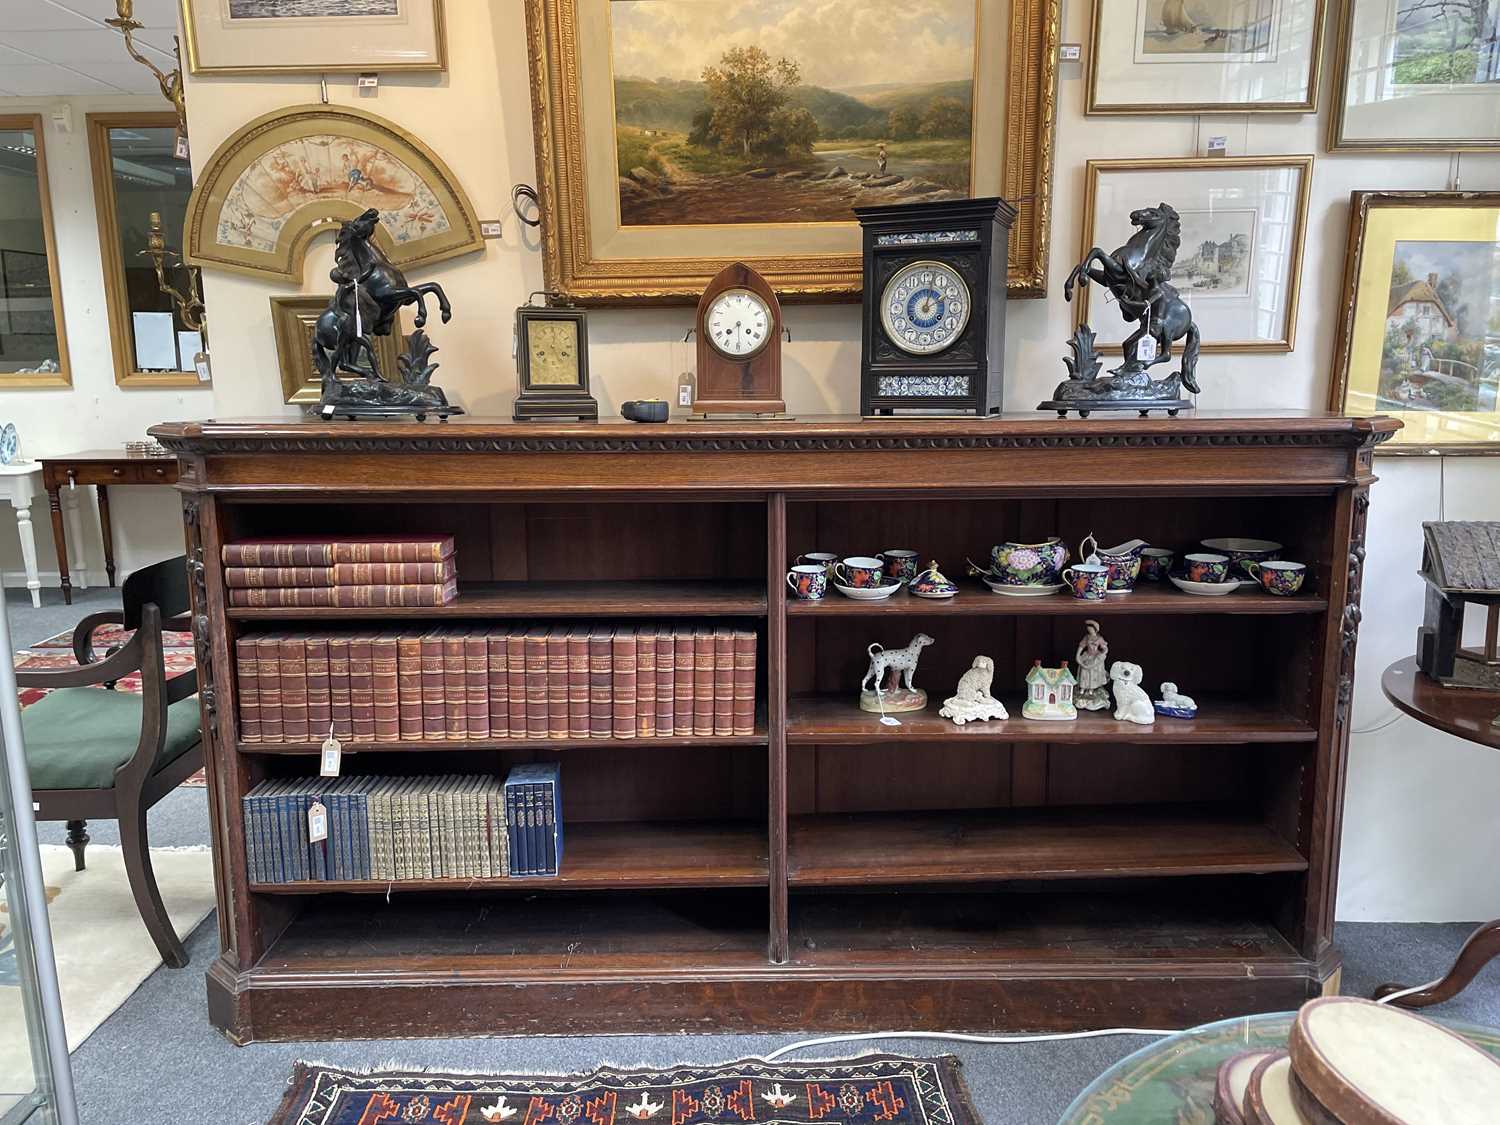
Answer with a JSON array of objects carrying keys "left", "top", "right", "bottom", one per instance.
[{"left": 1064, "top": 202, "right": 1200, "bottom": 394}]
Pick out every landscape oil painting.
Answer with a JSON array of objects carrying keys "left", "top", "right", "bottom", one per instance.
[
  {"left": 1136, "top": 0, "right": 1278, "bottom": 59},
  {"left": 1169, "top": 209, "right": 1255, "bottom": 297},
  {"left": 610, "top": 0, "right": 976, "bottom": 226},
  {"left": 227, "top": 0, "right": 399, "bottom": 16}
]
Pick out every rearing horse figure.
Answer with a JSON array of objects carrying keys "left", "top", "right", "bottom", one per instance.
[{"left": 1063, "top": 202, "right": 1200, "bottom": 394}]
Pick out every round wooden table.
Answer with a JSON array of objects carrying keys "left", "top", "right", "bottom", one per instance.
[{"left": 1376, "top": 656, "right": 1500, "bottom": 1007}]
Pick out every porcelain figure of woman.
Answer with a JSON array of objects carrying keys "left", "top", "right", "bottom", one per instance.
[{"left": 1075, "top": 619, "right": 1110, "bottom": 711}]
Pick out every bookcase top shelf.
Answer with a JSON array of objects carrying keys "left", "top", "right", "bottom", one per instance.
[{"left": 237, "top": 721, "right": 769, "bottom": 755}]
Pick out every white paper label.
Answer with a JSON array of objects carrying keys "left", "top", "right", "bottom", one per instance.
[
  {"left": 1059, "top": 43, "right": 1082, "bottom": 61},
  {"left": 1137, "top": 336, "right": 1158, "bottom": 363},
  {"left": 308, "top": 800, "right": 328, "bottom": 843},
  {"left": 194, "top": 352, "right": 211, "bottom": 383},
  {"left": 320, "top": 736, "right": 342, "bottom": 777},
  {"left": 678, "top": 381, "right": 693, "bottom": 407}
]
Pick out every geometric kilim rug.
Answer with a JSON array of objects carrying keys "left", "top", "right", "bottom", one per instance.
[{"left": 268, "top": 1055, "right": 980, "bottom": 1125}]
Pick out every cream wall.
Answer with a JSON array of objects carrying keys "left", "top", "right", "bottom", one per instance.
[{"left": 0, "top": 1, "right": 1481, "bottom": 919}]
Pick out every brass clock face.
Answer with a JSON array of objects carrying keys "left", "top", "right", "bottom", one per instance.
[
  {"left": 880, "top": 260, "right": 970, "bottom": 356},
  {"left": 526, "top": 319, "right": 581, "bottom": 386}
]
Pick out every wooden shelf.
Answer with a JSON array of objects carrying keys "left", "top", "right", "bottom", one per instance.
[
  {"left": 787, "top": 583, "right": 1327, "bottom": 617},
  {"left": 238, "top": 720, "right": 769, "bottom": 755},
  {"left": 786, "top": 694, "right": 1316, "bottom": 745},
  {"left": 225, "top": 579, "right": 767, "bottom": 620},
  {"left": 249, "top": 819, "right": 768, "bottom": 894},
  {"left": 788, "top": 806, "right": 1307, "bottom": 887}
]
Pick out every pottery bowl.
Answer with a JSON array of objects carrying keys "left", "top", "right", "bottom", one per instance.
[
  {"left": 1200, "top": 538, "right": 1282, "bottom": 577},
  {"left": 988, "top": 538, "right": 1069, "bottom": 586}
]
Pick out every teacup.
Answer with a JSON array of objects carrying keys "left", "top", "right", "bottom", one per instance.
[
  {"left": 786, "top": 564, "right": 828, "bottom": 600},
  {"left": 1184, "top": 552, "right": 1230, "bottom": 584},
  {"left": 797, "top": 551, "right": 838, "bottom": 574},
  {"left": 1062, "top": 563, "right": 1109, "bottom": 601},
  {"left": 834, "top": 556, "right": 885, "bottom": 589},
  {"left": 1139, "top": 547, "right": 1174, "bottom": 582},
  {"left": 880, "top": 549, "right": 920, "bottom": 584},
  {"left": 1248, "top": 559, "right": 1306, "bottom": 597},
  {"left": 1201, "top": 538, "right": 1282, "bottom": 578},
  {"left": 988, "top": 538, "right": 1070, "bottom": 586}
]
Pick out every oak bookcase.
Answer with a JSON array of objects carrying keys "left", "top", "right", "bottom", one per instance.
[{"left": 151, "top": 412, "right": 1396, "bottom": 1043}]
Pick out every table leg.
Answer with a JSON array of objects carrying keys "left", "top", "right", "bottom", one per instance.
[
  {"left": 1373, "top": 918, "right": 1500, "bottom": 1007},
  {"left": 11, "top": 495, "right": 40, "bottom": 609},
  {"left": 97, "top": 484, "right": 116, "bottom": 587},
  {"left": 46, "top": 486, "right": 71, "bottom": 606},
  {"left": 63, "top": 485, "right": 87, "bottom": 590}
]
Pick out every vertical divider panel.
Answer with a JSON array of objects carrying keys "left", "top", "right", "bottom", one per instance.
[{"left": 767, "top": 492, "right": 789, "bottom": 963}]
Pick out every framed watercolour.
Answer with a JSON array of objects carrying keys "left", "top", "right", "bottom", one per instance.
[
  {"left": 1329, "top": 0, "right": 1500, "bottom": 151},
  {"left": 271, "top": 295, "right": 401, "bottom": 405},
  {"left": 1075, "top": 157, "right": 1313, "bottom": 355},
  {"left": 1087, "top": 0, "right": 1328, "bottom": 114},
  {"left": 1330, "top": 191, "right": 1500, "bottom": 453},
  {"left": 523, "top": 0, "right": 1061, "bottom": 303},
  {"left": 180, "top": 0, "right": 446, "bottom": 76}
]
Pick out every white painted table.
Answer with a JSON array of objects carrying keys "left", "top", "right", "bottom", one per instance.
[{"left": 0, "top": 462, "right": 43, "bottom": 608}]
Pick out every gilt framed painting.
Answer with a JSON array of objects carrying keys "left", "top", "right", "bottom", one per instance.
[
  {"left": 524, "top": 0, "right": 1062, "bottom": 303},
  {"left": 1329, "top": 0, "right": 1500, "bottom": 151},
  {"left": 1330, "top": 191, "right": 1500, "bottom": 453},
  {"left": 180, "top": 0, "right": 446, "bottom": 75},
  {"left": 1087, "top": 0, "right": 1329, "bottom": 114}
]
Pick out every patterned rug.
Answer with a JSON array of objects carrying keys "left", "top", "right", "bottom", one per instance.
[{"left": 269, "top": 1055, "right": 979, "bottom": 1125}]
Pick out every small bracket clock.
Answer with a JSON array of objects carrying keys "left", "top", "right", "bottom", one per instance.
[
  {"left": 513, "top": 294, "right": 598, "bottom": 422},
  {"left": 694, "top": 261, "right": 786, "bottom": 416},
  {"left": 855, "top": 197, "right": 1016, "bottom": 416}
]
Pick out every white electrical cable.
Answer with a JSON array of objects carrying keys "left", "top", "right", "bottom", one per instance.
[
  {"left": 760, "top": 1027, "right": 1178, "bottom": 1062},
  {"left": 1352, "top": 710, "right": 1405, "bottom": 736}
]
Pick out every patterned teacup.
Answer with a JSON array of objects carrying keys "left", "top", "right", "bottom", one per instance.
[
  {"left": 1139, "top": 547, "right": 1174, "bottom": 582},
  {"left": 786, "top": 564, "right": 828, "bottom": 600},
  {"left": 1062, "top": 563, "right": 1109, "bottom": 601},
  {"left": 1184, "top": 552, "right": 1230, "bottom": 584},
  {"left": 880, "top": 549, "right": 920, "bottom": 584},
  {"left": 797, "top": 552, "right": 838, "bottom": 575},
  {"left": 1248, "top": 559, "right": 1306, "bottom": 596},
  {"left": 834, "top": 556, "right": 885, "bottom": 589}
]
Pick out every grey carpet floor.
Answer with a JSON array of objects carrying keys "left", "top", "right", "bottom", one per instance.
[{"left": 7, "top": 591, "right": 1500, "bottom": 1124}]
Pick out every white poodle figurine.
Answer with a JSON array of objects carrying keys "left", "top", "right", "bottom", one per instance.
[
  {"left": 1110, "top": 661, "right": 1155, "bottom": 725},
  {"left": 1155, "top": 682, "right": 1198, "bottom": 719},
  {"left": 939, "top": 656, "right": 1009, "bottom": 725}
]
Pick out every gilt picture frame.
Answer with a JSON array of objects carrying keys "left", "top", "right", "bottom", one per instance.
[
  {"left": 180, "top": 0, "right": 447, "bottom": 76},
  {"left": 523, "top": 0, "right": 1061, "bottom": 303},
  {"left": 271, "top": 295, "right": 401, "bottom": 404}
]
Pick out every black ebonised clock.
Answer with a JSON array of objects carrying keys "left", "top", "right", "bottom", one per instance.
[
  {"left": 513, "top": 298, "right": 597, "bottom": 422},
  {"left": 855, "top": 197, "right": 1016, "bottom": 416}
]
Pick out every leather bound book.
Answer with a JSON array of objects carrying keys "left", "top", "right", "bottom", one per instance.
[
  {"left": 331, "top": 536, "right": 455, "bottom": 564},
  {"left": 693, "top": 627, "right": 714, "bottom": 736},
  {"left": 612, "top": 626, "right": 637, "bottom": 739},
  {"left": 506, "top": 627, "right": 527, "bottom": 739},
  {"left": 443, "top": 628, "right": 468, "bottom": 740},
  {"left": 486, "top": 629, "right": 509, "bottom": 739},
  {"left": 371, "top": 632, "right": 401, "bottom": 742},
  {"left": 733, "top": 629, "right": 757, "bottom": 736},
  {"left": 348, "top": 635, "right": 375, "bottom": 741},
  {"left": 226, "top": 579, "right": 458, "bottom": 609},
  {"left": 712, "top": 627, "right": 735, "bottom": 736},
  {"left": 655, "top": 631, "right": 675, "bottom": 737},
  {"left": 420, "top": 628, "right": 447, "bottom": 742},
  {"left": 327, "top": 635, "right": 352, "bottom": 741},
  {"left": 235, "top": 636, "right": 261, "bottom": 743},
  {"left": 464, "top": 628, "right": 490, "bottom": 740},
  {"left": 567, "top": 626, "right": 590, "bottom": 739},
  {"left": 305, "top": 634, "right": 332, "bottom": 739},
  {"left": 546, "top": 626, "right": 570, "bottom": 740},
  {"left": 524, "top": 626, "right": 550, "bottom": 739},
  {"left": 673, "top": 627, "right": 694, "bottom": 736},
  {"left": 588, "top": 626, "right": 613, "bottom": 739},
  {"left": 636, "top": 626, "right": 657, "bottom": 738},
  {"left": 280, "top": 634, "right": 310, "bottom": 742},
  {"left": 225, "top": 565, "right": 333, "bottom": 588},
  {"left": 332, "top": 560, "right": 452, "bottom": 585},
  {"left": 223, "top": 539, "right": 334, "bottom": 567},
  {"left": 396, "top": 630, "right": 425, "bottom": 741}
]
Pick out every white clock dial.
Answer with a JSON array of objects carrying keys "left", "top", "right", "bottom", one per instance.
[
  {"left": 705, "top": 288, "right": 773, "bottom": 358},
  {"left": 879, "top": 260, "right": 971, "bottom": 356}
]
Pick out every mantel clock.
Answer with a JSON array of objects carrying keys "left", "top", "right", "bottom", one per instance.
[
  {"left": 694, "top": 261, "right": 785, "bottom": 416},
  {"left": 513, "top": 297, "right": 597, "bottom": 422},
  {"left": 855, "top": 197, "right": 1016, "bottom": 415}
]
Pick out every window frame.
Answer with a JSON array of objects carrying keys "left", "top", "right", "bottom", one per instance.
[{"left": 0, "top": 113, "right": 71, "bottom": 389}]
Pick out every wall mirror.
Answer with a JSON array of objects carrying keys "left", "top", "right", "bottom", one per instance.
[{"left": 0, "top": 115, "right": 69, "bottom": 388}]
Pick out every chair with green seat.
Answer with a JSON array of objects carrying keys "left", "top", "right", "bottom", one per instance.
[{"left": 16, "top": 556, "right": 202, "bottom": 968}]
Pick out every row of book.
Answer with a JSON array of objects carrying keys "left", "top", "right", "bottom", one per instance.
[
  {"left": 223, "top": 535, "right": 458, "bottom": 608},
  {"left": 243, "top": 764, "right": 561, "bottom": 883},
  {"left": 235, "top": 623, "right": 759, "bottom": 744}
]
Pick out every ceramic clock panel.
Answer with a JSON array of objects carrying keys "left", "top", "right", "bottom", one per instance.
[
  {"left": 527, "top": 320, "right": 580, "bottom": 386},
  {"left": 706, "top": 288, "right": 772, "bottom": 358},
  {"left": 880, "top": 261, "right": 971, "bottom": 356}
]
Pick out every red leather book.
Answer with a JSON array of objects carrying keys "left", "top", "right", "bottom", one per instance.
[
  {"left": 655, "top": 631, "right": 675, "bottom": 737},
  {"left": 672, "top": 627, "right": 694, "bottom": 736},
  {"left": 255, "top": 634, "right": 284, "bottom": 741},
  {"left": 443, "top": 628, "right": 468, "bottom": 740},
  {"left": 464, "top": 628, "right": 490, "bottom": 739},
  {"left": 327, "top": 634, "right": 353, "bottom": 741},
  {"left": 567, "top": 626, "right": 590, "bottom": 739},
  {"left": 304, "top": 634, "right": 332, "bottom": 739},
  {"left": 713, "top": 626, "right": 735, "bottom": 737},
  {"left": 693, "top": 627, "right": 714, "bottom": 736},
  {"left": 225, "top": 565, "right": 329, "bottom": 589},
  {"left": 733, "top": 629, "right": 757, "bottom": 736},
  {"left": 420, "top": 628, "right": 447, "bottom": 742},
  {"left": 223, "top": 539, "right": 334, "bottom": 567},
  {"left": 396, "top": 629, "right": 425, "bottom": 741},
  {"left": 371, "top": 632, "right": 400, "bottom": 742},
  {"left": 612, "top": 626, "right": 637, "bottom": 739},
  {"left": 487, "top": 629, "right": 509, "bottom": 739},
  {"left": 588, "top": 627, "right": 613, "bottom": 739},
  {"left": 636, "top": 626, "right": 657, "bottom": 738},
  {"left": 505, "top": 627, "right": 527, "bottom": 738},
  {"left": 332, "top": 536, "right": 454, "bottom": 564},
  {"left": 223, "top": 535, "right": 455, "bottom": 566},
  {"left": 546, "top": 626, "right": 569, "bottom": 740},
  {"left": 227, "top": 579, "right": 457, "bottom": 608},
  {"left": 223, "top": 559, "right": 455, "bottom": 587},
  {"left": 279, "top": 633, "right": 309, "bottom": 742},
  {"left": 348, "top": 635, "right": 375, "bottom": 740},
  {"left": 235, "top": 636, "right": 260, "bottom": 743},
  {"left": 524, "top": 626, "right": 550, "bottom": 739}
]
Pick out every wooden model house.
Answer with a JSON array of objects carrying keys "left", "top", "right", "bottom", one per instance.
[
  {"left": 1417, "top": 521, "right": 1500, "bottom": 689},
  {"left": 1023, "top": 661, "right": 1078, "bottom": 720}
]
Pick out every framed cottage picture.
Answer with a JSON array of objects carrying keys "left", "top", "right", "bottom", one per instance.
[
  {"left": 1074, "top": 156, "right": 1313, "bottom": 355},
  {"left": 180, "top": 0, "right": 446, "bottom": 75},
  {"left": 1088, "top": 0, "right": 1328, "bottom": 114},
  {"left": 1330, "top": 191, "right": 1500, "bottom": 453},
  {"left": 1329, "top": 0, "right": 1500, "bottom": 151},
  {"left": 523, "top": 0, "right": 1062, "bottom": 303}
]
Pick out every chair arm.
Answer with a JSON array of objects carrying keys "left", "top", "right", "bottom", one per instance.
[
  {"left": 72, "top": 612, "right": 126, "bottom": 666},
  {"left": 15, "top": 635, "right": 143, "bottom": 689}
]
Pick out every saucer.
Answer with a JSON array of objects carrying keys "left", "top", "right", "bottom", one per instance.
[
  {"left": 834, "top": 578, "right": 903, "bottom": 601},
  {"left": 910, "top": 585, "right": 957, "bottom": 599},
  {"left": 1170, "top": 575, "right": 1244, "bottom": 596},
  {"left": 983, "top": 578, "right": 1065, "bottom": 597}
]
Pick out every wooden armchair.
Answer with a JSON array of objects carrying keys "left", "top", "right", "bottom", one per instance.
[{"left": 16, "top": 557, "right": 202, "bottom": 967}]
